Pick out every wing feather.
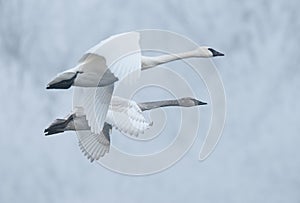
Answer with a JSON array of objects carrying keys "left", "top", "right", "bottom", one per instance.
[
  {"left": 73, "top": 32, "right": 142, "bottom": 135},
  {"left": 76, "top": 123, "right": 111, "bottom": 162},
  {"left": 74, "top": 85, "right": 113, "bottom": 135},
  {"left": 106, "top": 97, "right": 151, "bottom": 137},
  {"left": 72, "top": 32, "right": 144, "bottom": 161},
  {"left": 79, "top": 31, "right": 141, "bottom": 84}
]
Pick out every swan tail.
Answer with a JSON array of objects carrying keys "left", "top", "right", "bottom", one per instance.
[
  {"left": 44, "top": 118, "right": 69, "bottom": 136},
  {"left": 46, "top": 71, "right": 81, "bottom": 89}
]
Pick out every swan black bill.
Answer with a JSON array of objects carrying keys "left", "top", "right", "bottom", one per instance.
[
  {"left": 208, "top": 48, "right": 225, "bottom": 57},
  {"left": 197, "top": 100, "right": 207, "bottom": 105}
]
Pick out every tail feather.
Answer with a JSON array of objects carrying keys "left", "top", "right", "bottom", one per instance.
[
  {"left": 44, "top": 118, "right": 70, "bottom": 136},
  {"left": 46, "top": 71, "right": 80, "bottom": 89}
]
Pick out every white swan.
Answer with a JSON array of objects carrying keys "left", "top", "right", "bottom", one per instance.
[
  {"left": 46, "top": 32, "right": 224, "bottom": 89},
  {"left": 44, "top": 96, "right": 207, "bottom": 162},
  {"left": 46, "top": 32, "right": 223, "bottom": 149}
]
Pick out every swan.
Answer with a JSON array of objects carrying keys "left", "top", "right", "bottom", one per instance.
[
  {"left": 46, "top": 32, "right": 224, "bottom": 89},
  {"left": 45, "top": 32, "right": 223, "bottom": 140},
  {"left": 44, "top": 96, "right": 207, "bottom": 162}
]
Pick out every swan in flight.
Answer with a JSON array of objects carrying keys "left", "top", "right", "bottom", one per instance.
[
  {"left": 44, "top": 96, "right": 207, "bottom": 162},
  {"left": 46, "top": 32, "right": 224, "bottom": 89},
  {"left": 45, "top": 32, "right": 224, "bottom": 154}
]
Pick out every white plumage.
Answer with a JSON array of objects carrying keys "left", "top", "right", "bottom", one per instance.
[
  {"left": 45, "top": 31, "right": 223, "bottom": 162},
  {"left": 45, "top": 96, "right": 207, "bottom": 162},
  {"left": 73, "top": 96, "right": 153, "bottom": 162},
  {"left": 70, "top": 32, "right": 142, "bottom": 134},
  {"left": 106, "top": 96, "right": 152, "bottom": 137}
]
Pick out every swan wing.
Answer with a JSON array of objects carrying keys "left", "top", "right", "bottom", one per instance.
[
  {"left": 79, "top": 31, "right": 141, "bottom": 84},
  {"left": 73, "top": 33, "right": 142, "bottom": 135},
  {"left": 73, "top": 85, "right": 114, "bottom": 134},
  {"left": 106, "top": 96, "right": 152, "bottom": 137},
  {"left": 47, "top": 32, "right": 141, "bottom": 88},
  {"left": 77, "top": 123, "right": 112, "bottom": 162}
]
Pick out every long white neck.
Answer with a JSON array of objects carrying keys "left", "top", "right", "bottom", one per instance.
[{"left": 141, "top": 49, "right": 206, "bottom": 70}]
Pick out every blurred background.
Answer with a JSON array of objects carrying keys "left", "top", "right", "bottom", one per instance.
[{"left": 0, "top": 0, "right": 299, "bottom": 202}]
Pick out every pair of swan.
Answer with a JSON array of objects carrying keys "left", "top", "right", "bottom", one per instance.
[{"left": 45, "top": 31, "right": 224, "bottom": 162}]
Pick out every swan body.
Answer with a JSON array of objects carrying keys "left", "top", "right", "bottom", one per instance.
[
  {"left": 45, "top": 32, "right": 223, "bottom": 162},
  {"left": 44, "top": 97, "right": 207, "bottom": 162},
  {"left": 46, "top": 32, "right": 224, "bottom": 89},
  {"left": 46, "top": 32, "right": 223, "bottom": 136}
]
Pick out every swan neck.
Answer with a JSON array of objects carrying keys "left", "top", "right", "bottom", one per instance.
[
  {"left": 141, "top": 50, "right": 200, "bottom": 70},
  {"left": 138, "top": 99, "right": 180, "bottom": 111}
]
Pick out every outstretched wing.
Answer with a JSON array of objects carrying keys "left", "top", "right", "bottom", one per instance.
[
  {"left": 79, "top": 31, "right": 141, "bottom": 83},
  {"left": 73, "top": 85, "right": 114, "bottom": 134},
  {"left": 76, "top": 123, "right": 112, "bottom": 162},
  {"left": 106, "top": 96, "right": 152, "bottom": 137},
  {"left": 72, "top": 32, "right": 143, "bottom": 160},
  {"left": 73, "top": 32, "right": 142, "bottom": 135}
]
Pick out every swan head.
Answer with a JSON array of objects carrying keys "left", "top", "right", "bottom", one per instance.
[
  {"left": 178, "top": 97, "right": 207, "bottom": 107},
  {"left": 196, "top": 47, "right": 224, "bottom": 57}
]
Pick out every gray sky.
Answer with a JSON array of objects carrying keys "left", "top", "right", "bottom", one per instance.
[{"left": 0, "top": 0, "right": 299, "bottom": 202}]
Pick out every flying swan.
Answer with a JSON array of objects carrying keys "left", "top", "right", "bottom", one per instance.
[
  {"left": 46, "top": 32, "right": 224, "bottom": 90},
  {"left": 44, "top": 96, "right": 207, "bottom": 162},
  {"left": 45, "top": 32, "right": 224, "bottom": 142}
]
